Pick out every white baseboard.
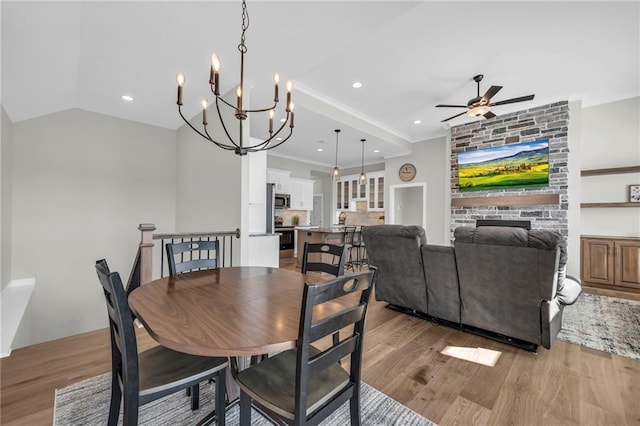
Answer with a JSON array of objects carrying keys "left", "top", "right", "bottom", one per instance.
[{"left": 1, "top": 278, "right": 36, "bottom": 358}]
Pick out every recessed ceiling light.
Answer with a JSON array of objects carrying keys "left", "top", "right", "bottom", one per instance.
[
  {"left": 413, "top": 119, "right": 422, "bottom": 124},
  {"left": 373, "top": 149, "right": 380, "bottom": 153},
  {"left": 276, "top": 137, "right": 283, "bottom": 141},
  {"left": 121, "top": 95, "right": 134, "bottom": 102},
  {"left": 280, "top": 118, "right": 286, "bottom": 123},
  {"left": 352, "top": 82, "right": 362, "bottom": 89},
  {"left": 317, "top": 148, "right": 324, "bottom": 152}
]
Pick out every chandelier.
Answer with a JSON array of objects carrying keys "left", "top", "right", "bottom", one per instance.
[{"left": 175, "top": 0, "right": 294, "bottom": 156}]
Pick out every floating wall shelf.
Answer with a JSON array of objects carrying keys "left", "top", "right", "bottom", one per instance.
[
  {"left": 581, "top": 202, "right": 640, "bottom": 208},
  {"left": 451, "top": 193, "right": 559, "bottom": 208},
  {"left": 581, "top": 165, "right": 640, "bottom": 176}
]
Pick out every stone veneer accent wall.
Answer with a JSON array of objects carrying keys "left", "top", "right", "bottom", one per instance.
[{"left": 450, "top": 101, "right": 569, "bottom": 239}]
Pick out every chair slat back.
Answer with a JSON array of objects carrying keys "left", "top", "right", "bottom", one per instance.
[
  {"left": 95, "top": 260, "right": 139, "bottom": 398},
  {"left": 301, "top": 243, "right": 347, "bottom": 277},
  {"left": 166, "top": 240, "right": 219, "bottom": 276},
  {"left": 294, "top": 268, "right": 376, "bottom": 416}
]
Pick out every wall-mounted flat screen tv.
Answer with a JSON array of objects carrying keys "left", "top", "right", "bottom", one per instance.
[{"left": 457, "top": 139, "right": 549, "bottom": 192}]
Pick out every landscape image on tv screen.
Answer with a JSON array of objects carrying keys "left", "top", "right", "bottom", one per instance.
[{"left": 457, "top": 139, "right": 549, "bottom": 191}]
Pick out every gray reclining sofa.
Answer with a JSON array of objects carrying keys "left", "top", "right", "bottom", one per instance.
[{"left": 362, "top": 224, "right": 582, "bottom": 350}]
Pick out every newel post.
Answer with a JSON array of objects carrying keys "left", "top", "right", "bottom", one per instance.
[{"left": 138, "top": 223, "right": 156, "bottom": 285}]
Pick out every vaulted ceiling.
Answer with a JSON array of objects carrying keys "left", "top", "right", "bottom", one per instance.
[{"left": 2, "top": 1, "right": 638, "bottom": 167}]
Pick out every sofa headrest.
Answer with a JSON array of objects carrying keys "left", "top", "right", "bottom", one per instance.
[
  {"left": 362, "top": 225, "right": 427, "bottom": 245},
  {"left": 454, "top": 226, "right": 565, "bottom": 254}
]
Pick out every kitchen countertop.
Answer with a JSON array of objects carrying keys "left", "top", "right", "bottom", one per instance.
[{"left": 295, "top": 226, "right": 345, "bottom": 234}]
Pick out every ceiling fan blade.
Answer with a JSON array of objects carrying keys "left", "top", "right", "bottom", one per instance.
[
  {"left": 441, "top": 111, "right": 467, "bottom": 122},
  {"left": 483, "top": 111, "right": 496, "bottom": 119},
  {"left": 481, "top": 85, "right": 502, "bottom": 103},
  {"left": 491, "top": 94, "right": 535, "bottom": 106},
  {"left": 435, "top": 104, "right": 467, "bottom": 108}
]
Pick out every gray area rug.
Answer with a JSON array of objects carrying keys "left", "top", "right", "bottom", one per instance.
[
  {"left": 54, "top": 373, "right": 435, "bottom": 425},
  {"left": 556, "top": 292, "right": 640, "bottom": 360}
]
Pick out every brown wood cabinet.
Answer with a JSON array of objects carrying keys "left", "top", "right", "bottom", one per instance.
[{"left": 581, "top": 235, "right": 640, "bottom": 291}]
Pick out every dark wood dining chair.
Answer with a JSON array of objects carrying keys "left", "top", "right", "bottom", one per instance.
[
  {"left": 301, "top": 242, "right": 348, "bottom": 277},
  {"left": 95, "top": 259, "right": 227, "bottom": 426},
  {"left": 237, "top": 268, "right": 376, "bottom": 426},
  {"left": 165, "top": 240, "right": 219, "bottom": 276}
]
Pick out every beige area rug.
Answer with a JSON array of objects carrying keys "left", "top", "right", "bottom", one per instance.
[
  {"left": 53, "top": 372, "right": 436, "bottom": 425},
  {"left": 556, "top": 293, "right": 640, "bottom": 360}
]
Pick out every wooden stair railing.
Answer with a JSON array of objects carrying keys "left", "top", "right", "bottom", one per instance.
[{"left": 127, "top": 224, "right": 240, "bottom": 294}]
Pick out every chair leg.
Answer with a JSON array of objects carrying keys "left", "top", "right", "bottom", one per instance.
[
  {"left": 216, "top": 372, "right": 226, "bottom": 426},
  {"left": 239, "top": 390, "right": 252, "bottom": 426},
  {"left": 190, "top": 383, "right": 200, "bottom": 410},
  {"left": 107, "top": 379, "right": 122, "bottom": 426},
  {"left": 349, "top": 394, "right": 361, "bottom": 426},
  {"left": 122, "top": 389, "right": 139, "bottom": 426}
]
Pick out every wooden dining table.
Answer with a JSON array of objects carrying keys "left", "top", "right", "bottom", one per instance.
[{"left": 128, "top": 266, "right": 347, "bottom": 358}]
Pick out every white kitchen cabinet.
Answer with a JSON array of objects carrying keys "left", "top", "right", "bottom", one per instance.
[
  {"left": 368, "top": 171, "right": 385, "bottom": 211},
  {"left": 334, "top": 172, "right": 384, "bottom": 212},
  {"left": 267, "top": 168, "right": 291, "bottom": 194},
  {"left": 336, "top": 180, "right": 350, "bottom": 211},
  {"left": 290, "top": 177, "right": 314, "bottom": 210}
]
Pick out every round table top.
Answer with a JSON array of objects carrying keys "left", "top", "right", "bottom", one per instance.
[{"left": 129, "top": 266, "right": 334, "bottom": 357}]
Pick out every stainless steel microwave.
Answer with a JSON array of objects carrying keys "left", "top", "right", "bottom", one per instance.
[{"left": 275, "top": 193, "right": 290, "bottom": 209}]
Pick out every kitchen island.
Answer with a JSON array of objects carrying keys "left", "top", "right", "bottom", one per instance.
[{"left": 295, "top": 226, "right": 345, "bottom": 269}]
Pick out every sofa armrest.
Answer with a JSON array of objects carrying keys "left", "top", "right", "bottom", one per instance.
[{"left": 557, "top": 275, "right": 582, "bottom": 306}]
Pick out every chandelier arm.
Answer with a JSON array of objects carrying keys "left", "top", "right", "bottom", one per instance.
[
  {"left": 203, "top": 125, "right": 239, "bottom": 151},
  {"left": 240, "top": 110, "right": 291, "bottom": 150},
  {"left": 244, "top": 102, "right": 278, "bottom": 114},
  {"left": 178, "top": 108, "right": 236, "bottom": 151},
  {"left": 250, "top": 127, "right": 294, "bottom": 152},
  {"left": 239, "top": 113, "right": 293, "bottom": 152},
  {"left": 212, "top": 92, "right": 238, "bottom": 111},
  {"left": 178, "top": 107, "right": 215, "bottom": 142},
  {"left": 214, "top": 96, "right": 243, "bottom": 149}
]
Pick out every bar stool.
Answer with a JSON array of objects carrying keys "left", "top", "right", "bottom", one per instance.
[
  {"left": 343, "top": 226, "right": 357, "bottom": 271},
  {"left": 354, "top": 226, "right": 368, "bottom": 270}
]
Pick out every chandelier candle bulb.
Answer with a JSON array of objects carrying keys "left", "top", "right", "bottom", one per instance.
[
  {"left": 236, "top": 86, "right": 242, "bottom": 111},
  {"left": 269, "top": 109, "right": 274, "bottom": 133},
  {"left": 201, "top": 99, "right": 208, "bottom": 125},
  {"left": 285, "top": 80, "right": 292, "bottom": 112},
  {"left": 290, "top": 111, "right": 295, "bottom": 128},
  {"left": 211, "top": 54, "right": 220, "bottom": 94},
  {"left": 176, "top": 72, "right": 185, "bottom": 105},
  {"left": 274, "top": 73, "right": 280, "bottom": 102}
]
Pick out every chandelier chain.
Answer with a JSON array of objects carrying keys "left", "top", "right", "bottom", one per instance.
[{"left": 239, "top": 0, "right": 249, "bottom": 54}]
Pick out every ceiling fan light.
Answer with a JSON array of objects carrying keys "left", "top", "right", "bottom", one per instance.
[{"left": 467, "top": 105, "right": 490, "bottom": 117}]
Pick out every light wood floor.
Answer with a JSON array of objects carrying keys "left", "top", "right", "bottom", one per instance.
[{"left": 2, "top": 263, "right": 640, "bottom": 425}]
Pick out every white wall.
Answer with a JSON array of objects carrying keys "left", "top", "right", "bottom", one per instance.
[
  {"left": 1, "top": 106, "right": 13, "bottom": 290},
  {"left": 385, "top": 136, "right": 448, "bottom": 245},
  {"left": 10, "top": 109, "right": 177, "bottom": 348},
  {"left": 175, "top": 89, "right": 243, "bottom": 267},
  {"left": 580, "top": 96, "right": 640, "bottom": 237}
]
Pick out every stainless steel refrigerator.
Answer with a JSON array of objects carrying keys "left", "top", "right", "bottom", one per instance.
[{"left": 266, "top": 182, "right": 276, "bottom": 234}]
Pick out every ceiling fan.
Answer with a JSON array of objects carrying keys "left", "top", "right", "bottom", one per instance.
[{"left": 436, "top": 74, "right": 535, "bottom": 122}]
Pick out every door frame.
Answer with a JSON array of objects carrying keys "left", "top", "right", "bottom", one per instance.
[{"left": 388, "top": 182, "right": 427, "bottom": 229}]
